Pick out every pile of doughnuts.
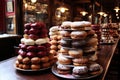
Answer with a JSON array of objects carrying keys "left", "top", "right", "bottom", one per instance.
[
  {"left": 49, "top": 26, "right": 62, "bottom": 56},
  {"left": 15, "top": 22, "right": 55, "bottom": 70},
  {"left": 55, "top": 21, "right": 102, "bottom": 77},
  {"left": 100, "top": 23, "right": 115, "bottom": 44},
  {"left": 92, "top": 24, "right": 101, "bottom": 49}
]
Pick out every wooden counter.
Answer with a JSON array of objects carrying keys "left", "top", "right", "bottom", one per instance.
[{"left": 0, "top": 39, "right": 119, "bottom": 80}]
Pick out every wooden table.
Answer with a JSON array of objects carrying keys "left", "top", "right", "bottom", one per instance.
[{"left": 0, "top": 39, "right": 119, "bottom": 80}]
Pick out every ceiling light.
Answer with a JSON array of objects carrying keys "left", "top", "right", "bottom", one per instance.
[
  {"left": 80, "top": 11, "right": 88, "bottom": 16},
  {"left": 98, "top": 11, "right": 105, "bottom": 16},
  {"left": 31, "top": 0, "right": 37, "bottom": 3},
  {"left": 114, "top": 6, "right": 120, "bottom": 13},
  {"left": 57, "top": 6, "right": 68, "bottom": 13}
]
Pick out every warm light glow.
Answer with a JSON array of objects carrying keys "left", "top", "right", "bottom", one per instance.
[
  {"left": 31, "top": 0, "right": 37, "bottom": 3},
  {"left": 116, "top": 13, "right": 118, "bottom": 16},
  {"left": 98, "top": 11, "right": 105, "bottom": 16},
  {"left": 117, "top": 16, "right": 119, "bottom": 19},
  {"left": 80, "top": 11, "right": 88, "bottom": 16},
  {"left": 103, "top": 13, "right": 108, "bottom": 17},
  {"left": 25, "top": 3, "right": 28, "bottom": 9},
  {"left": 57, "top": 7, "right": 68, "bottom": 13},
  {"left": 114, "top": 6, "right": 120, "bottom": 13},
  {"left": 57, "top": 15, "right": 61, "bottom": 18}
]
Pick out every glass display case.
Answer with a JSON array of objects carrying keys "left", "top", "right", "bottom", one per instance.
[{"left": 23, "top": 0, "right": 48, "bottom": 24}]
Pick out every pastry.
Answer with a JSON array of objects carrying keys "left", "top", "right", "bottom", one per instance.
[
  {"left": 71, "top": 21, "right": 85, "bottom": 30},
  {"left": 22, "top": 57, "right": 31, "bottom": 64},
  {"left": 31, "top": 64, "right": 41, "bottom": 70},
  {"left": 72, "top": 57, "right": 88, "bottom": 66},
  {"left": 57, "top": 64, "right": 71, "bottom": 74},
  {"left": 72, "top": 66, "right": 88, "bottom": 77},
  {"left": 71, "top": 31, "right": 87, "bottom": 39},
  {"left": 31, "top": 57, "right": 41, "bottom": 64},
  {"left": 61, "top": 21, "right": 72, "bottom": 29},
  {"left": 60, "top": 39, "right": 71, "bottom": 47},
  {"left": 72, "top": 40, "right": 86, "bottom": 48},
  {"left": 68, "top": 49, "right": 83, "bottom": 58}
]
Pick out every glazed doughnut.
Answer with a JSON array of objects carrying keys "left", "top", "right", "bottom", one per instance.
[
  {"left": 58, "top": 54, "right": 72, "bottom": 65},
  {"left": 35, "top": 38, "right": 49, "bottom": 45},
  {"left": 60, "top": 39, "right": 71, "bottom": 47},
  {"left": 41, "top": 56, "right": 49, "bottom": 63},
  {"left": 41, "top": 62, "right": 51, "bottom": 68},
  {"left": 50, "top": 45, "right": 58, "bottom": 50},
  {"left": 59, "top": 30, "right": 71, "bottom": 38},
  {"left": 22, "top": 57, "right": 31, "bottom": 64},
  {"left": 72, "top": 57, "right": 89, "bottom": 66},
  {"left": 71, "top": 31, "right": 87, "bottom": 39},
  {"left": 83, "top": 21, "right": 92, "bottom": 30},
  {"left": 50, "top": 40, "right": 58, "bottom": 45},
  {"left": 17, "top": 55, "right": 23, "bottom": 62},
  {"left": 61, "top": 21, "right": 72, "bottom": 29},
  {"left": 22, "top": 64, "right": 30, "bottom": 69},
  {"left": 71, "top": 21, "right": 85, "bottom": 30},
  {"left": 60, "top": 47, "right": 69, "bottom": 55},
  {"left": 24, "top": 39, "right": 35, "bottom": 45},
  {"left": 31, "top": 57, "right": 41, "bottom": 64},
  {"left": 49, "top": 26, "right": 59, "bottom": 32},
  {"left": 31, "top": 64, "right": 41, "bottom": 70},
  {"left": 68, "top": 49, "right": 83, "bottom": 58}
]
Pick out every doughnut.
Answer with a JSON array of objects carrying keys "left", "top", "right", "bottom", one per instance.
[
  {"left": 31, "top": 64, "right": 41, "bottom": 70},
  {"left": 60, "top": 39, "right": 71, "bottom": 47},
  {"left": 41, "top": 62, "right": 51, "bottom": 68},
  {"left": 71, "top": 31, "right": 87, "bottom": 39},
  {"left": 68, "top": 49, "right": 83, "bottom": 58},
  {"left": 89, "top": 63, "right": 101, "bottom": 75},
  {"left": 31, "top": 57, "right": 41, "bottom": 64},
  {"left": 59, "top": 30, "right": 71, "bottom": 38},
  {"left": 24, "top": 39, "right": 35, "bottom": 45},
  {"left": 35, "top": 37, "right": 49, "bottom": 45},
  {"left": 86, "top": 37, "right": 98, "bottom": 46},
  {"left": 61, "top": 21, "right": 72, "bottom": 29},
  {"left": 50, "top": 45, "right": 58, "bottom": 50},
  {"left": 41, "top": 56, "right": 49, "bottom": 63},
  {"left": 57, "top": 63, "right": 71, "bottom": 74},
  {"left": 72, "top": 66, "right": 88, "bottom": 77},
  {"left": 72, "top": 57, "right": 89, "bottom": 66},
  {"left": 22, "top": 64, "right": 30, "bottom": 69},
  {"left": 22, "top": 57, "right": 31, "bottom": 64},
  {"left": 17, "top": 55, "right": 23, "bottom": 62},
  {"left": 72, "top": 40, "right": 86, "bottom": 48},
  {"left": 71, "top": 21, "right": 85, "bottom": 30},
  {"left": 50, "top": 40, "right": 58, "bottom": 45},
  {"left": 58, "top": 54, "right": 72, "bottom": 65},
  {"left": 60, "top": 47, "right": 69, "bottom": 55},
  {"left": 49, "top": 26, "right": 59, "bottom": 32}
]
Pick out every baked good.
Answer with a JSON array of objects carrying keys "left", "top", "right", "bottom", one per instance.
[
  {"left": 35, "top": 38, "right": 49, "bottom": 45},
  {"left": 50, "top": 45, "right": 58, "bottom": 50},
  {"left": 58, "top": 54, "right": 72, "bottom": 65},
  {"left": 22, "top": 64, "right": 30, "bottom": 69},
  {"left": 71, "top": 21, "right": 85, "bottom": 30},
  {"left": 41, "top": 62, "right": 51, "bottom": 68},
  {"left": 24, "top": 39, "right": 35, "bottom": 45},
  {"left": 72, "top": 57, "right": 88, "bottom": 66},
  {"left": 41, "top": 56, "right": 49, "bottom": 63},
  {"left": 71, "top": 31, "right": 87, "bottom": 39},
  {"left": 22, "top": 57, "right": 31, "bottom": 64},
  {"left": 83, "top": 21, "right": 92, "bottom": 30},
  {"left": 86, "top": 30, "right": 95, "bottom": 37},
  {"left": 60, "top": 47, "right": 69, "bottom": 55},
  {"left": 86, "top": 38, "right": 98, "bottom": 46},
  {"left": 50, "top": 35, "right": 58, "bottom": 40},
  {"left": 59, "top": 30, "right": 71, "bottom": 38},
  {"left": 68, "top": 49, "right": 83, "bottom": 58},
  {"left": 50, "top": 40, "right": 58, "bottom": 45},
  {"left": 60, "top": 39, "right": 71, "bottom": 47},
  {"left": 17, "top": 55, "right": 23, "bottom": 62},
  {"left": 61, "top": 21, "right": 72, "bottom": 29},
  {"left": 49, "top": 26, "right": 59, "bottom": 32},
  {"left": 31, "top": 64, "right": 41, "bottom": 70},
  {"left": 50, "top": 50, "right": 57, "bottom": 55},
  {"left": 31, "top": 57, "right": 41, "bottom": 64},
  {"left": 72, "top": 66, "right": 88, "bottom": 77},
  {"left": 57, "top": 64, "right": 71, "bottom": 74},
  {"left": 72, "top": 40, "right": 86, "bottom": 48},
  {"left": 89, "top": 63, "right": 101, "bottom": 75}
]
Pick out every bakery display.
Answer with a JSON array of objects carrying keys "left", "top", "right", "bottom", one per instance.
[
  {"left": 100, "top": 23, "right": 115, "bottom": 44},
  {"left": 52, "top": 21, "right": 103, "bottom": 79},
  {"left": 15, "top": 22, "right": 55, "bottom": 71}
]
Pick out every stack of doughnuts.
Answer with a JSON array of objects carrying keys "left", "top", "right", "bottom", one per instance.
[
  {"left": 55, "top": 21, "right": 102, "bottom": 77},
  {"left": 92, "top": 24, "right": 101, "bottom": 49},
  {"left": 15, "top": 22, "right": 55, "bottom": 70},
  {"left": 49, "top": 26, "right": 61, "bottom": 56},
  {"left": 100, "top": 23, "right": 115, "bottom": 44}
]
